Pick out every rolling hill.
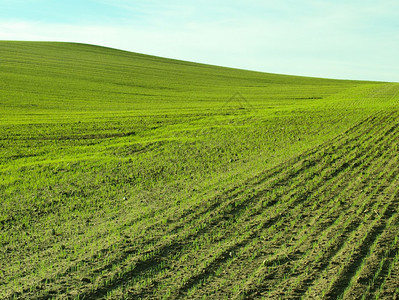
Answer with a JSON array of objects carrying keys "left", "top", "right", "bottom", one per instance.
[{"left": 1, "top": 41, "right": 399, "bottom": 299}]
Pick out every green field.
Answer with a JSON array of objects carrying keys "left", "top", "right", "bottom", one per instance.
[{"left": 1, "top": 41, "right": 399, "bottom": 299}]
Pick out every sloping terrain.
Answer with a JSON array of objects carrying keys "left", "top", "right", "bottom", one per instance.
[{"left": 0, "top": 42, "right": 398, "bottom": 299}]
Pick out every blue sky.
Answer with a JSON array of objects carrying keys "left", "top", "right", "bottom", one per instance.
[{"left": 1, "top": 0, "right": 399, "bottom": 81}]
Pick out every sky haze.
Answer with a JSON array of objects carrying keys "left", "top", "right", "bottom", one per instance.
[{"left": 1, "top": 0, "right": 398, "bottom": 82}]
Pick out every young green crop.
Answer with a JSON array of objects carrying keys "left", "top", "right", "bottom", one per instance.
[{"left": 1, "top": 41, "right": 399, "bottom": 299}]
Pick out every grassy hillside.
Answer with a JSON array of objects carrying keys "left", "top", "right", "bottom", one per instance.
[{"left": 1, "top": 41, "right": 399, "bottom": 299}]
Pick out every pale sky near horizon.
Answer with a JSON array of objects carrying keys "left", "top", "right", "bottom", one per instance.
[{"left": 1, "top": 0, "right": 399, "bottom": 82}]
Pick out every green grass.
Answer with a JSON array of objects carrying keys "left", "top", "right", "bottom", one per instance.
[{"left": 1, "top": 41, "right": 399, "bottom": 299}]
